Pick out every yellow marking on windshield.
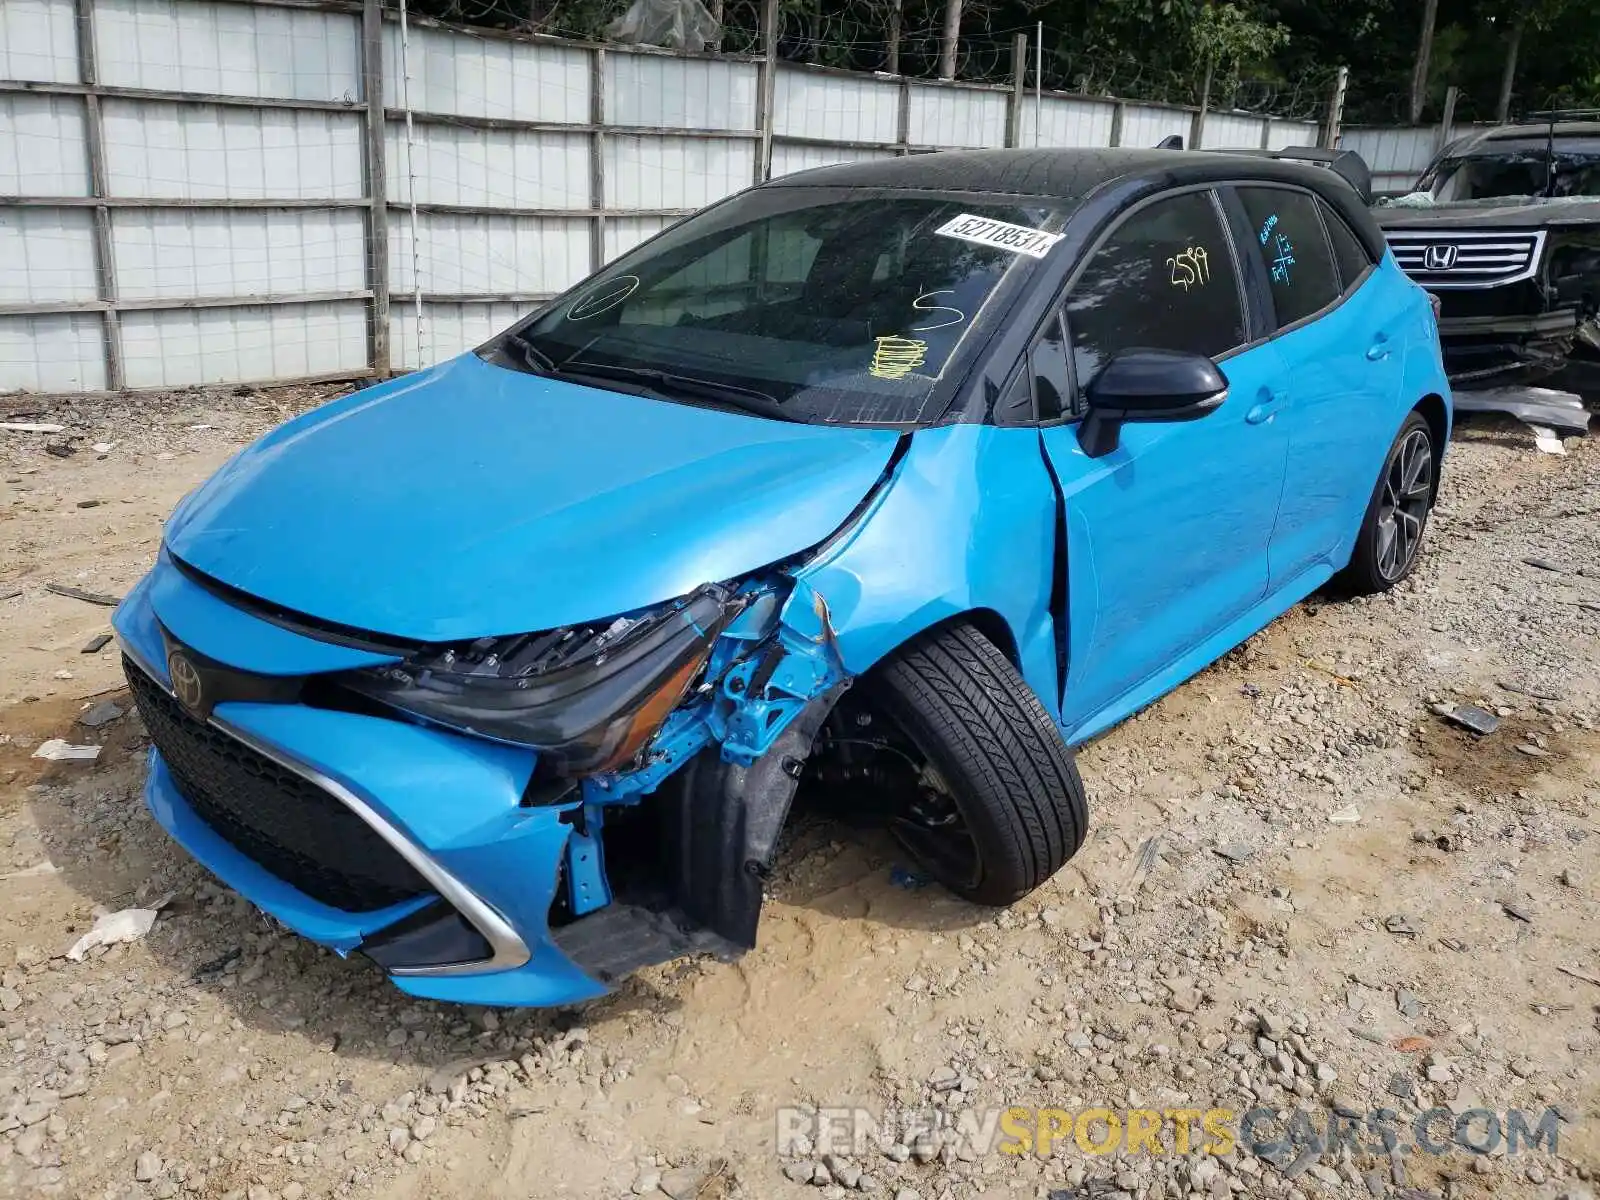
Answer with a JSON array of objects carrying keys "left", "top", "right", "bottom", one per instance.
[{"left": 870, "top": 336, "right": 928, "bottom": 380}]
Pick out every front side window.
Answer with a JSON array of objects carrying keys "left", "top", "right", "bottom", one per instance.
[
  {"left": 1064, "top": 191, "right": 1246, "bottom": 389},
  {"left": 489, "top": 188, "right": 1073, "bottom": 427},
  {"left": 1237, "top": 187, "right": 1341, "bottom": 331}
]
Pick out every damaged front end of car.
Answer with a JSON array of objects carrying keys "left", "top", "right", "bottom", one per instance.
[
  {"left": 114, "top": 552, "right": 853, "bottom": 1007},
  {"left": 1374, "top": 118, "right": 1600, "bottom": 393},
  {"left": 343, "top": 571, "right": 856, "bottom": 980}
]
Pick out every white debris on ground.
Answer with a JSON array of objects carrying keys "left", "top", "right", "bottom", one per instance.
[
  {"left": 30, "top": 740, "right": 101, "bottom": 762},
  {"left": 63, "top": 907, "right": 162, "bottom": 962},
  {"left": 0, "top": 382, "right": 1597, "bottom": 1200},
  {"left": 1530, "top": 425, "right": 1568, "bottom": 455}
]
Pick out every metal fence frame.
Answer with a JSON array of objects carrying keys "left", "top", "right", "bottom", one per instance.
[{"left": 1, "top": 0, "right": 1329, "bottom": 395}]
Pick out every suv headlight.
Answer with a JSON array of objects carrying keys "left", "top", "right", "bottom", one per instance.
[{"left": 341, "top": 583, "right": 741, "bottom": 775}]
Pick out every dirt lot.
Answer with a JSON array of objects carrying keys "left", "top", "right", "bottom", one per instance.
[{"left": 1, "top": 386, "right": 1598, "bottom": 1200}]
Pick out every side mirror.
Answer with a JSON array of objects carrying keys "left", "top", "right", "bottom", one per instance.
[{"left": 1077, "top": 348, "right": 1228, "bottom": 458}]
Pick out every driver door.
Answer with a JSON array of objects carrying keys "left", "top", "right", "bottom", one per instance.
[{"left": 1036, "top": 187, "right": 1292, "bottom": 737}]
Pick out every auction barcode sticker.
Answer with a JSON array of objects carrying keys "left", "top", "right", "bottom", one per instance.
[{"left": 935, "top": 213, "right": 1063, "bottom": 259}]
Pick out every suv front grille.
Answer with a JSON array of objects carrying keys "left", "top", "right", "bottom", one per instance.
[
  {"left": 125, "top": 657, "right": 431, "bottom": 913},
  {"left": 1385, "top": 230, "right": 1545, "bottom": 288}
]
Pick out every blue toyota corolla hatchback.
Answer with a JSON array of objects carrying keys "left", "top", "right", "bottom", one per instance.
[{"left": 115, "top": 148, "right": 1450, "bottom": 1006}]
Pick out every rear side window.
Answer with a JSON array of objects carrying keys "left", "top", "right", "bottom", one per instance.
[
  {"left": 1320, "top": 202, "right": 1374, "bottom": 291},
  {"left": 1238, "top": 187, "right": 1340, "bottom": 330},
  {"left": 1064, "top": 191, "right": 1246, "bottom": 387}
]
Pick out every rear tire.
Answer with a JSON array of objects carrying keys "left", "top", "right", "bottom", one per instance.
[
  {"left": 1336, "top": 410, "right": 1437, "bottom": 595},
  {"left": 866, "top": 622, "right": 1088, "bottom": 906}
]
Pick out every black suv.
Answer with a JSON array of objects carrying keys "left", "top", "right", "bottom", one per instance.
[{"left": 1373, "top": 117, "right": 1600, "bottom": 390}]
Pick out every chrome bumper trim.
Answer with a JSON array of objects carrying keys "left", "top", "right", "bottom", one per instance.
[{"left": 120, "top": 642, "right": 532, "bottom": 978}]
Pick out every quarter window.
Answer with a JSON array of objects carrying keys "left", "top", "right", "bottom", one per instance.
[
  {"left": 1064, "top": 191, "right": 1246, "bottom": 388},
  {"left": 1237, "top": 187, "right": 1341, "bottom": 330},
  {"left": 1319, "top": 201, "right": 1375, "bottom": 291},
  {"left": 1031, "top": 313, "right": 1071, "bottom": 420}
]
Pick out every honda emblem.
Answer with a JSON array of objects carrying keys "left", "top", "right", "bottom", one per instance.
[{"left": 1422, "top": 243, "right": 1459, "bottom": 271}]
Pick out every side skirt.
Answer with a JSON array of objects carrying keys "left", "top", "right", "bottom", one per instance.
[{"left": 1061, "top": 563, "right": 1336, "bottom": 746}]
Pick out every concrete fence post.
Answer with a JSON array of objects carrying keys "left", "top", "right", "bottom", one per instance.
[
  {"left": 73, "top": 0, "right": 125, "bottom": 391},
  {"left": 1438, "top": 85, "right": 1459, "bottom": 151},
  {"left": 1006, "top": 33, "right": 1027, "bottom": 147},
  {"left": 1322, "top": 65, "right": 1349, "bottom": 149},
  {"left": 755, "top": 0, "right": 778, "bottom": 183},
  {"left": 361, "top": 0, "right": 390, "bottom": 377}
]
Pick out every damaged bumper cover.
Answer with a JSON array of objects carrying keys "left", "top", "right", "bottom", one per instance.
[
  {"left": 1436, "top": 308, "right": 1581, "bottom": 385},
  {"left": 113, "top": 555, "right": 849, "bottom": 1007},
  {"left": 1447, "top": 385, "right": 1594, "bottom": 436}
]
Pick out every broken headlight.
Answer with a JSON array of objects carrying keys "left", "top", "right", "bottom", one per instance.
[{"left": 342, "top": 584, "right": 741, "bottom": 775}]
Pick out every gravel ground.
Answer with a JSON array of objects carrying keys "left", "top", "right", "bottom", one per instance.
[{"left": 1, "top": 385, "right": 1597, "bottom": 1200}]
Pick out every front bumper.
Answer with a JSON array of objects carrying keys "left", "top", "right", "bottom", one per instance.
[
  {"left": 1437, "top": 308, "right": 1579, "bottom": 386},
  {"left": 113, "top": 564, "right": 608, "bottom": 1007}
]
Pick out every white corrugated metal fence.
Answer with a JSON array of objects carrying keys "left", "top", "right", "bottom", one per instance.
[{"left": 1, "top": 0, "right": 1326, "bottom": 394}]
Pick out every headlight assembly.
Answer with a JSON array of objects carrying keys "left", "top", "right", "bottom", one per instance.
[{"left": 342, "top": 583, "right": 741, "bottom": 775}]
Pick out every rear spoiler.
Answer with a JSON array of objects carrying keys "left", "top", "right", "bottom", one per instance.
[{"left": 1153, "top": 137, "right": 1373, "bottom": 205}]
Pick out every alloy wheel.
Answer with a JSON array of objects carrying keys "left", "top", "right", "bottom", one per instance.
[
  {"left": 889, "top": 760, "right": 982, "bottom": 892},
  {"left": 1374, "top": 428, "right": 1433, "bottom": 582},
  {"left": 810, "top": 705, "right": 983, "bottom": 892}
]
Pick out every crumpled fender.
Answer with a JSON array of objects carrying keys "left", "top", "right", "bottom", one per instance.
[{"left": 784, "top": 424, "right": 1063, "bottom": 719}]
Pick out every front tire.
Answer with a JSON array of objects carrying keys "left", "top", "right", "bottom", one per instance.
[
  {"left": 1337, "top": 411, "right": 1436, "bottom": 594},
  {"left": 865, "top": 622, "right": 1088, "bottom": 906}
]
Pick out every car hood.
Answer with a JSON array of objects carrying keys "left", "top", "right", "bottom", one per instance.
[
  {"left": 1373, "top": 195, "right": 1600, "bottom": 228},
  {"left": 164, "top": 353, "right": 901, "bottom": 642}
]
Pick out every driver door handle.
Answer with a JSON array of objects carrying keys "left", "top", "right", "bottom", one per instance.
[{"left": 1245, "top": 389, "right": 1287, "bottom": 425}]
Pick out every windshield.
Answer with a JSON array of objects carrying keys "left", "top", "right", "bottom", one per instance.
[
  {"left": 481, "top": 187, "right": 1071, "bottom": 426},
  {"left": 1422, "top": 139, "right": 1600, "bottom": 201}
]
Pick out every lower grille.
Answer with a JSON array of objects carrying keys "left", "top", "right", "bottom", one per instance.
[{"left": 125, "top": 657, "right": 430, "bottom": 912}]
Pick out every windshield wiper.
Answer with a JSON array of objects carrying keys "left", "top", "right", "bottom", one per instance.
[
  {"left": 563, "top": 361, "right": 800, "bottom": 423},
  {"left": 503, "top": 329, "right": 557, "bottom": 374}
]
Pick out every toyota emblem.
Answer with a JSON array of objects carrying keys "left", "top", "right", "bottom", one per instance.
[
  {"left": 1422, "top": 243, "right": 1459, "bottom": 271},
  {"left": 168, "top": 650, "right": 204, "bottom": 714}
]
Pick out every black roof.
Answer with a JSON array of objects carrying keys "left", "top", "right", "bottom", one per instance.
[
  {"left": 762, "top": 147, "right": 1358, "bottom": 203},
  {"left": 761, "top": 147, "right": 1388, "bottom": 261}
]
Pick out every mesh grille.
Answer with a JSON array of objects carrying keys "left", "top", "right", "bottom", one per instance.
[{"left": 125, "top": 657, "right": 430, "bottom": 913}]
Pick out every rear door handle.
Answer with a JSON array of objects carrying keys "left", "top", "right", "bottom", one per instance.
[
  {"left": 1366, "top": 334, "right": 1392, "bottom": 361},
  {"left": 1245, "top": 389, "right": 1287, "bottom": 425}
]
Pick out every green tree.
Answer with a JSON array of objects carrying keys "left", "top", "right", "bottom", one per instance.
[{"left": 1192, "top": 1, "right": 1289, "bottom": 97}]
